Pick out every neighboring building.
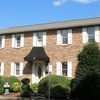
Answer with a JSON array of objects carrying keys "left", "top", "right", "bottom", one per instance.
[{"left": 0, "top": 17, "right": 100, "bottom": 83}]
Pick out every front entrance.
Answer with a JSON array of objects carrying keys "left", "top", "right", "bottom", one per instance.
[{"left": 32, "top": 61, "right": 46, "bottom": 83}]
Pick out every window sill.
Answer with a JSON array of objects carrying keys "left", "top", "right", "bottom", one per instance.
[
  {"left": 14, "top": 75, "right": 21, "bottom": 77},
  {"left": 12, "top": 47, "right": 23, "bottom": 49},
  {"left": 0, "top": 48, "right": 4, "bottom": 49},
  {"left": 57, "top": 44, "right": 71, "bottom": 46}
]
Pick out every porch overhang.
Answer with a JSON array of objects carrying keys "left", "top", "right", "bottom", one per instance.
[{"left": 24, "top": 47, "right": 50, "bottom": 64}]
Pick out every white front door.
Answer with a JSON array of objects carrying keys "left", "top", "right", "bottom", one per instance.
[{"left": 32, "top": 62, "right": 46, "bottom": 83}]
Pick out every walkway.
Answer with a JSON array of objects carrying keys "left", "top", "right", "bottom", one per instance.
[{"left": 0, "top": 93, "right": 47, "bottom": 100}]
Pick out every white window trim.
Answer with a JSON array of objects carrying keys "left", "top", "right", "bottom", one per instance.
[
  {"left": 11, "top": 62, "right": 23, "bottom": 77},
  {"left": 56, "top": 61, "right": 72, "bottom": 77},
  {"left": 0, "top": 35, "right": 5, "bottom": 49},
  {"left": 82, "top": 28, "right": 88, "bottom": 44},
  {"left": 56, "top": 62, "right": 62, "bottom": 75},
  {"left": 12, "top": 34, "right": 24, "bottom": 48},
  {"left": 82, "top": 26, "right": 100, "bottom": 44},
  {"left": 57, "top": 29, "right": 72, "bottom": 45},
  {"left": 67, "top": 61, "right": 72, "bottom": 77},
  {"left": 95, "top": 26, "right": 100, "bottom": 42},
  {"left": 33, "top": 32, "right": 46, "bottom": 47},
  {"left": 0, "top": 62, "right": 4, "bottom": 76}
]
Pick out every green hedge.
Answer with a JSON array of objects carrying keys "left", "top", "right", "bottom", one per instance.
[
  {"left": 20, "top": 78, "right": 32, "bottom": 97},
  {"left": 11, "top": 82, "right": 21, "bottom": 92},
  {"left": 38, "top": 75, "right": 70, "bottom": 99},
  {"left": 31, "top": 83, "right": 38, "bottom": 94},
  {"left": 71, "top": 72, "right": 100, "bottom": 100},
  {"left": 0, "top": 76, "right": 21, "bottom": 93}
]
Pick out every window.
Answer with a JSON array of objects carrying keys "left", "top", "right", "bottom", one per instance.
[
  {"left": 56, "top": 61, "right": 72, "bottom": 77},
  {"left": 0, "top": 36, "right": 2, "bottom": 48},
  {"left": 12, "top": 34, "right": 24, "bottom": 48},
  {"left": 0, "top": 35, "right": 5, "bottom": 48},
  {"left": 37, "top": 32, "right": 43, "bottom": 46},
  {"left": 11, "top": 62, "right": 23, "bottom": 76},
  {"left": 61, "top": 30, "right": 68, "bottom": 44},
  {"left": 82, "top": 26, "right": 100, "bottom": 43},
  {"left": 57, "top": 29, "right": 72, "bottom": 45},
  {"left": 15, "top": 62, "right": 20, "bottom": 75},
  {"left": 33, "top": 32, "right": 46, "bottom": 47},
  {"left": 15, "top": 34, "right": 21, "bottom": 47},
  {"left": 62, "top": 62, "right": 67, "bottom": 76},
  {"left": 87, "top": 27, "right": 95, "bottom": 42}
]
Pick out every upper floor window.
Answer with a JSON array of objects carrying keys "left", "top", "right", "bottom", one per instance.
[
  {"left": 87, "top": 27, "right": 95, "bottom": 42},
  {"left": 57, "top": 29, "right": 72, "bottom": 45},
  {"left": 61, "top": 30, "right": 68, "bottom": 44},
  {"left": 0, "top": 62, "right": 4, "bottom": 75},
  {"left": 33, "top": 32, "right": 46, "bottom": 47},
  {"left": 37, "top": 32, "right": 43, "bottom": 46},
  {"left": 11, "top": 62, "right": 23, "bottom": 76},
  {"left": 56, "top": 61, "right": 72, "bottom": 77},
  {"left": 0, "top": 35, "right": 5, "bottom": 48},
  {"left": 82, "top": 26, "right": 100, "bottom": 43},
  {"left": 12, "top": 34, "right": 24, "bottom": 48},
  {"left": 15, "top": 34, "right": 21, "bottom": 47}
]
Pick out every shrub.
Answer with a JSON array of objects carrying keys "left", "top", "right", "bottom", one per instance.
[
  {"left": 70, "top": 42, "right": 100, "bottom": 100},
  {"left": 0, "top": 84, "right": 4, "bottom": 95},
  {"left": 21, "top": 78, "right": 30, "bottom": 85},
  {"left": 7, "top": 76, "right": 20, "bottom": 92},
  {"left": 20, "top": 78, "right": 32, "bottom": 97},
  {"left": 75, "top": 42, "right": 100, "bottom": 81},
  {"left": 0, "top": 77, "right": 4, "bottom": 94},
  {"left": 31, "top": 83, "right": 38, "bottom": 94},
  {"left": 71, "top": 72, "right": 100, "bottom": 100},
  {"left": 38, "top": 75, "right": 70, "bottom": 99},
  {"left": 51, "top": 84, "right": 70, "bottom": 99},
  {"left": 11, "top": 82, "right": 21, "bottom": 92},
  {"left": 20, "top": 84, "right": 32, "bottom": 97},
  {"left": 8, "top": 76, "right": 20, "bottom": 86}
]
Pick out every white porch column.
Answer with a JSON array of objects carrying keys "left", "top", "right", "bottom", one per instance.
[{"left": 32, "top": 63, "right": 36, "bottom": 83}]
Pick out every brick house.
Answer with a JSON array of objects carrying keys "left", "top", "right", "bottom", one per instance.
[{"left": 0, "top": 17, "right": 100, "bottom": 83}]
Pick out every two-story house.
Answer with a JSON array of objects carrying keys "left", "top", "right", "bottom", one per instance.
[{"left": 0, "top": 17, "right": 100, "bottom": 83}]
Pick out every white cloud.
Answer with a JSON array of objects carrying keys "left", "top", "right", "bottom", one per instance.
[
  {"left": 53, "top": 0, "right": 67, "bottom": 6},
  {"left": 72, "top": 0, "right": 98, "bottom": 4}
]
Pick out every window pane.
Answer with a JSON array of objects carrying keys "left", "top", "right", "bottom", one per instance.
[
  {"left": 63, "top": 38, "right": 68, "bottom": 44},
  {"left": 87, "top": 27, "right": 95, "bottom": 42},
  {"left": 62, "top": 62, "right": 67, "bottom": 76},
  {"left": 15, "top": 63, "right": 20, "bottom": 75},
  {"left": 61, "top": 30, "right": 68, "bottom": 44},
  {"left": 37, "top": 32, "right": 43, "bottom": 46},
  {"left": 15, "top": 34, "right": 21, "bottom": 47}
]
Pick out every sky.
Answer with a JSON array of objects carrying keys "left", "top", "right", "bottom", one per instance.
[{"left": 0, "top": 0, "right": 100, "bottom": 29}]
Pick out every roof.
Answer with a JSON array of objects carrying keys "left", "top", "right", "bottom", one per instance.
[
  {"left": 0, "top": 17, "right": 100, "bottom": 34},
  {"left": 24, "top": 47, "right": 50, "bottom": 64}
]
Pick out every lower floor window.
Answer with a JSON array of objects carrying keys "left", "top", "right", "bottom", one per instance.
[
  {"left": 11, "top": 62, "right": 23, "bottom": 76},
  {"left": 56, "top": 61, "right": 72, "bottom": 77},
  {"left": 62, "top": 62, "right": 67, "bottom": 76},
  {"left": 15, "top": 62, "right": 20, "bottom": 75}
]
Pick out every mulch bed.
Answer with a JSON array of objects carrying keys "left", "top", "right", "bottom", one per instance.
[{"left": 1, "top": 92, "right": 20, "bottom": 97}]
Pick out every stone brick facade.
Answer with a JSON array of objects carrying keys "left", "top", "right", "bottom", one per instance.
[{"left": 0, "top": 18, "right": 100, "bottom": 83}]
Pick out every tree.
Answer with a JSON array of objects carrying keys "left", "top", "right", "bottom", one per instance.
[
  {"left": 75, "top": 42, "right": 100, "bottom": 80},
  {"left": 73, "top": 72, "right": 100, "bottom": 100},
  {"left": 70, "top": 42, "right": 100, "bottom": 100}
]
